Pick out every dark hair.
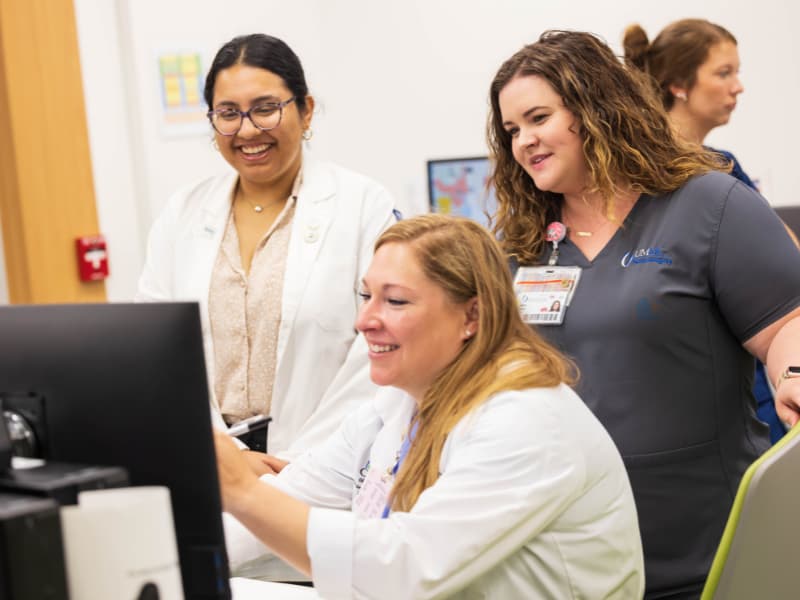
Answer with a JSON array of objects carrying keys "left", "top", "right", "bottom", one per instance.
[
  {"left": 487, "top": 30, "right": 723, "bottom": 263},
  {"left": 203, "top": 34, "right": 309, "bottom": 114},
  {"left": 623, "top": 20, "right": 737, "bottom": 110}
]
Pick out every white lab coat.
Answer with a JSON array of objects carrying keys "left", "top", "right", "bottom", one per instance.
[
  {"left": 136, "top": 155, "right": 397, "bottom": 458},
  {"left": 227, "top": 384, "right": 645, "bottom": 599}
]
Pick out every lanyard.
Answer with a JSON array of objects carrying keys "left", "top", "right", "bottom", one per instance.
[{"left": 381, "top": 419, "right": 418, "bottom": 518}]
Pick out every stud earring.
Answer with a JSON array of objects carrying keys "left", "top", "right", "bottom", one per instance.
[
  {"left": 302, "top": 128, "right": 313, "bottom": 141},
  {"left": 675, "top": 91, "right": 687, "bottom": 101}
]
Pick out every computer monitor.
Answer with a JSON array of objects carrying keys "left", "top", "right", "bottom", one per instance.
[
  {"left": 0, "top": 302, "right": 230, "bottom": 600},
  {"left": 427, "top": 156, "right": 497, "bottom": 229}
]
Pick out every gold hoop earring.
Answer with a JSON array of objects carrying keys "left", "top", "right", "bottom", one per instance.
[
  {"left": 302, "top": 129, "right": 313, "bottom": 141},
  {"left": 212, "top": 138, "right": 220, "bottom": 151}
]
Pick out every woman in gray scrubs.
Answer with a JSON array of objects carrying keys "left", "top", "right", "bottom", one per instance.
[
  {"left": 623, "top": 18, "right": 799, "bottom": 445},
  {"left": 488, "top": 30, "right": 800, "bottom": 599}
]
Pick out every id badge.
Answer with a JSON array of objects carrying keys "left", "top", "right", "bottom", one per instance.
[
  {"left": 514, "top": 266, "right": 581, "bottom": 325},
  {"left": 352, "top": 466, "right": 392, "bottom": 519}
]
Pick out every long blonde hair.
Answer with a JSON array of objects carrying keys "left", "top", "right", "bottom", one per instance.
[
  {"left": 487, "top": 30, "right": 725, "bottom": 264},
  {"left": 379, "top": 214, "right": 574, "bottom": 512}
]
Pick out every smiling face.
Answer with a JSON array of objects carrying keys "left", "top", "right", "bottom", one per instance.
[
  {"left": 356, "top": 242, "right": 475, "bottom": 402},
  {"left": 211, "top": 64, "right": 312, "bottom": 194},
  {"left": 674, "top": 41, "right": 743, "bottom": 135},
  {"left": 498, "top": 74, "right": 589, "bottom": 200}
]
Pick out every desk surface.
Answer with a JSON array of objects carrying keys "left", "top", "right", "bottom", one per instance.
[{"left": 231, "top": 577, "right": 321, "bottom": 599}]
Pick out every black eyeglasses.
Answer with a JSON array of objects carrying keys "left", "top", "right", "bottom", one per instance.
[{"left": 207, "top": 96, "right": 296, "bottom": 136}]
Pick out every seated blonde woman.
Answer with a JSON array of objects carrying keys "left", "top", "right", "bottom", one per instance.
[{"left": 215, "top": 214, "right": 644, "bottom": 598}]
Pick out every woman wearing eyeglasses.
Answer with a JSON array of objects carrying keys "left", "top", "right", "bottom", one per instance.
[{"left": 137, "top": 34, "right": 397, "bottom": 468}]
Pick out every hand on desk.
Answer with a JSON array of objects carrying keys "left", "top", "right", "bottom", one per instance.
[{"left": 241, "top": 451, "right": 289, "bottom": 477}]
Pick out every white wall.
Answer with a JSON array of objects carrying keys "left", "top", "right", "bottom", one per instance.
[{"left": 62, "top": 0, "right": 799, "bottom": 301}]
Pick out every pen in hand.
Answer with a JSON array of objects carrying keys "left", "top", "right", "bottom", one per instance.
[{"left": 227, "top": 415, "right": 272, "bottom": 438}]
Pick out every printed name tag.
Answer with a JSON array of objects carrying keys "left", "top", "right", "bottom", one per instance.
[
  {"left": 513, "top": 266, "right": 581, "bottom": 325},
  {"left": 352, "top": 467, "right": 392, "bottom": 519}
]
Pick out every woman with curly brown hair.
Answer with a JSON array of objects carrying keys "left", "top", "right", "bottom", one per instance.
[{"left": 489, "top": 30, "right": 800, "bottom": 599}]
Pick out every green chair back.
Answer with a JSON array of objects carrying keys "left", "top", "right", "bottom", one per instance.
[{"left": 701, "top": 423, "right": 800, "bottom": 599}]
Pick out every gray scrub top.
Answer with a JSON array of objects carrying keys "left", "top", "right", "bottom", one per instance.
[{"left": 525, "top": 172, "right": 800, "bottom": 597}]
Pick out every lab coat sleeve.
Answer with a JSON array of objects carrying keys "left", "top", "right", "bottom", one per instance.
[
  {"left": 225, "top": 398, "right": 383, "bottom": 569},
  {"left": 282, "top": 184, "right": 397, "bottom": 460},
  {"left": 277, "top": 396, "right": 383, "bottom": 508},
  {"left": 306, "top": 391, "right": 588, "bottom": 599}
]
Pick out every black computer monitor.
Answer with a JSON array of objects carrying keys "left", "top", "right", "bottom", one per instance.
[
  {"left": 0, "top": 302, "right": 230, "bottom": 600},
  {"left": 427, "top": 156, "right": 497, "bottom": 229}
]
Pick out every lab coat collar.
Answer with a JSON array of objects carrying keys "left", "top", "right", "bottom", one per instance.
[
  {"left": 372, "top": 387, "right": 417, "bottom": 425},
  {"left": 199, "top": 170, "right": 238, "bottom": 237},
  {"left": 297, "top": 152, "right": 336, "bottom": 205}
]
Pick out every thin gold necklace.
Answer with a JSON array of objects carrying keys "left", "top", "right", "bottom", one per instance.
[
  {"left": 565, "top": 217, "right": 605, "bottom": 238},
  {"left": 562, "top": 206, "right": 609, "bottom": 238},
  {"left": 237, "top": 187, "right": 282, "bottom": 214},
  {"left": 240, "top": 195, "right": 275, "bottom": 213},
  {"left": 245, "top": 198, "right": 265, "bottom": 213}
]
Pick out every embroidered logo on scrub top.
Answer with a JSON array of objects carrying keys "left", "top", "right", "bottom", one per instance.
[{"left": 620, "top": 247, "right": 673, "bottom": 268}]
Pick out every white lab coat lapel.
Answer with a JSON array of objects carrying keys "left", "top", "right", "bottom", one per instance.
[
  {"left": 175, "top": 174, "right": 236, "bottom": 402},
  {"left": 182, "top": 173, "right": 237, "bottom": 303},
  {"left": 276, "top": 156, "right": 336, "bottom": 362}
]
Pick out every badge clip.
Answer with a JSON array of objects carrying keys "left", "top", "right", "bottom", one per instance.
[{"left": 545, "top": 221, "right": 567, "bottom": 266}]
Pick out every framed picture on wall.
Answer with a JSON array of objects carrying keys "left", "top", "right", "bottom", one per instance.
[
  {"left": 426, "top": 157, "right": 497, "bottom": 229},
  {"left": 156, "top": 50, "right": 209, "bottom": 137}
]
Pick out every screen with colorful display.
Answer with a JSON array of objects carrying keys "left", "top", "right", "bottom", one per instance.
[{"left": 427, "top": 156, "right": 497, "bottom": 229}]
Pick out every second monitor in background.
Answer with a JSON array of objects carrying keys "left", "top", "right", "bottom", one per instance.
[{"left": 427, "top": 156, "right": 496, "bottom": 229}]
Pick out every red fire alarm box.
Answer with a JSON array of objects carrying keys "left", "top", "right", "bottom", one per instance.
[{"left": 75, "top": 235, "right": 109, "bottom": 281}]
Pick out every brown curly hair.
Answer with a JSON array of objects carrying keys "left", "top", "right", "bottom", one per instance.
[{"left": 487, "top": 30, "right": 724, "bottom": 264}]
